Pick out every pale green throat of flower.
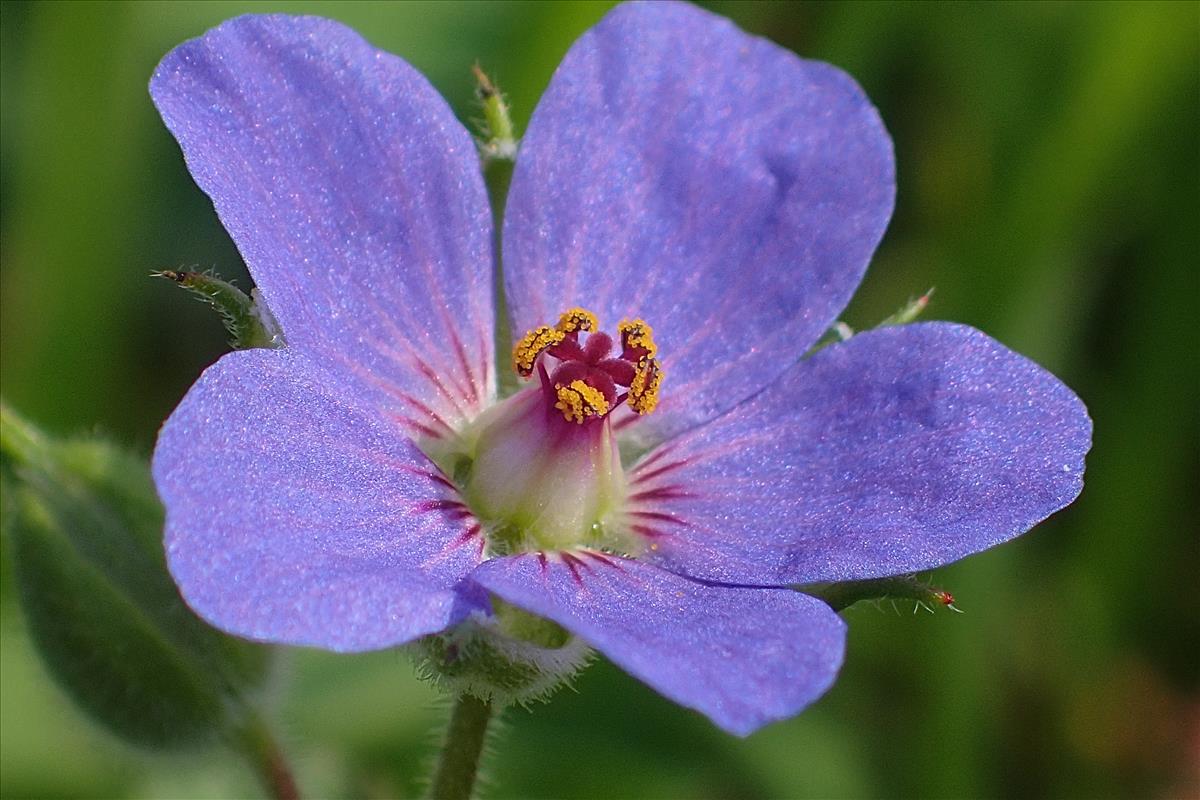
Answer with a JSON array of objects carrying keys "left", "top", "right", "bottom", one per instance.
[{"left": 423, "top": 307, "right": 664, "bottom": 557}]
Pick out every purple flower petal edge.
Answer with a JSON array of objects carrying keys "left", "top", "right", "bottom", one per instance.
[
  {"left": 471, "top": 551, "right": 845, "bottom": 736},
  {"left": 151, "top": 15, "right": 495, "bottom": 433},
  {"left": 153, "top": 349, "right": 487, "bottom": 651},
  {"left": 504, "top": 1, "right": 895, "bottom": 443},
  {"left": 625, "top": 322, "right": 1092, "bottom": 585}
]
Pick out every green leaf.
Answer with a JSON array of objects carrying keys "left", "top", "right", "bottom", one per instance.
[{"left": 0, "top": 403, "right": 272, "bottom": 749}]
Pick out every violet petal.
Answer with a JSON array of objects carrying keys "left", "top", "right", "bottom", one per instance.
[
  {"left": 153, "top": 349, "right": 486, "bottom": 651},
  {"left": 151, "top": 15, "right": 495, "bottom": 429},
  {"left": 471, "top": 551, "right": 845, "bottom": 736},
  {"left": 503, "top": 1, "right": 895, "bottom": 442},
  {"left": 627, "top": 323, "right": 1092, "bottom": 584}
]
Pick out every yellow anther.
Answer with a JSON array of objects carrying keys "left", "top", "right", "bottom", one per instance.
[
  {"left": 628, "top": 357, "right": 663, "bottom": 415},
  {"left": 554, "top": 380, "right": 610, "bottom": 424},
  {"left": 618, "top": 318, "right": 657, "bottom": 358},
  {"left": 512, "top": 325, "right": 565, "bottom": 378},
  {"left": 556, "top": 307, "right": 598, "bottom": 334}
]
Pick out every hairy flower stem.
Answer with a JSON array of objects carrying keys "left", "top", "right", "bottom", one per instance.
[
  {"left": 428, "top": 694, "right": 494, "bottom": 800},
  {"left": 235, "top": 716, "right": 300, "bottom": 800}
]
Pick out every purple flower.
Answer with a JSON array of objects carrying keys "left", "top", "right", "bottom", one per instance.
[{"left": 151, "top": 2, "right": 1091, "bottom": 735}]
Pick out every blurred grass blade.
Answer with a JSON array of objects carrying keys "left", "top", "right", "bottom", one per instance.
[{"left": 0, "top": 402, "right": 272, "bottom": 749}]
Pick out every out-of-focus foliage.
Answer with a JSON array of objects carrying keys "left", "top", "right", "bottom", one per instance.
[
  {"left": 0, "top": 405, "right": 272, "bottom": 750},
  {"left": 1, "top": 1, "right": 1196, "bottom": 798}
]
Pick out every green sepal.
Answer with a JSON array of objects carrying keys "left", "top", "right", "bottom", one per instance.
[
  {"left": 805, "top": 321, "right": 856, "bottom": 356},
  {"left": 0, "top": 403, "right": 272, "bottom": 749},
  {"left": 471, "top": 63, "right": 518, "bottom": 162},
  {"left": 798, "top": 574, "right": 959, "bottom": 613},
  {"left": 875, "top": 288, "right": 935, "bottom": 328},
  {"left": 806, "top": 288, "right": 936, "bottom": 356},
  {"left": 411, "top": 601, "right": 591, "bottom": 706},
  {"left": 155, "top": 270, "right": 283, "bottom": 350}
]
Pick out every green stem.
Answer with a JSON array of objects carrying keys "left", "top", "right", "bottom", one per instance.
[
  {"left": 428, "top": 694, "right": 494, "bottom": 800},
  {"left": 486, "top": 157, "right": 518, "bottom": 399},
  {"left": 236, "top": 716, "right": 300, "bottom": 800}
]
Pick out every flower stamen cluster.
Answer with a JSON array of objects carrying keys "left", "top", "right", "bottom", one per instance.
[{"left": 513, "top": 307, "right": 663, "bottom": 425}]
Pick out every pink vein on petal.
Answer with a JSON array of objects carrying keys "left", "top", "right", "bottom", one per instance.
[{"left": 560, "top": 552, "right": 589, "bottom": 587}]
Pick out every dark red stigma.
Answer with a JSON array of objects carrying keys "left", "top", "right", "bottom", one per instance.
[{"left": 546, "top": 331, "right": 639, "bottom": 406}]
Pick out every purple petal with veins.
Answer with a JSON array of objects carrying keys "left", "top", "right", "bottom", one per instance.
[
  {"left": 624, "top": 323, "right": 1092, "bottom": 585},
  {"left": 151, "top": 14, "right": 495, "bottom": 434},
  {"left": 471, "top": 550, "right": 845, "bottom": 736},
  {"left": 503, "top": 1, "right": 895, "bottom": 444},
  {"left": 154, "top": 349, "right": 486, "bottom": 651}
]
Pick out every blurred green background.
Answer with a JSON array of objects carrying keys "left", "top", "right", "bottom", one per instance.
[{"left": 2, "top": 1, "right": 1197, "bottom": 798}]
